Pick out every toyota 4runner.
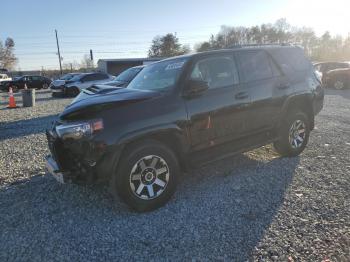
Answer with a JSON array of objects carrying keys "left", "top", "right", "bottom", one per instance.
[{"left": 46, "top": 45, "right": 324, "bottom": 212}]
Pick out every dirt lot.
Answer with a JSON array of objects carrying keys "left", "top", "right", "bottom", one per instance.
[{"left": 0, "top": 89, "right": 349, "bottom": 261}]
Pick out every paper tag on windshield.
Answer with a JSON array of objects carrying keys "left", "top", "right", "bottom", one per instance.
[{"left": 165, "top": 61, "right": 185, "bottom": 70}]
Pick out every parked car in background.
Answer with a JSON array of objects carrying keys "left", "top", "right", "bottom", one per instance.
[
  {"left": 103, "top": 66, "right": 145, "bottom": 87},
  {"left": 51, "top": 72, "right": 114, "bottom": 97},
  {"left": 46, "top": 45, "right": 324, "bottom": 212},
  {"left": 314, "top": 62, "right": 350, "bottom": 75},
  {"left": 0, "top": 75, "right": 52, "bottom": 92},
  {"left": 0, "top": 73, "right": 12, "bottom": 82},
  {"left": 50, "top": 73, "right": 81, "bottom": 97},
  {"left": 314, "top": 62, "right": 350, "bottom": 88},
  {"left": 323, "top": 68, "right": 350, "bottom": 89}
]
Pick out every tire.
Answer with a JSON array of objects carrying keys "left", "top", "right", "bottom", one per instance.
[
  {"left": 43, "top": 83, "right": 49, "bottom": 89},
  {"left": 67, "top": 87, "right": 80, "bottom": 97},
  {"left": 111, "top": 140, "right": 179, "bottom": 212},
  {"left": 273, "top": 111, "right": 310, "bottom": 157},
  {"left": 11, "top": 85, "right": 19, "bottom": 93}
]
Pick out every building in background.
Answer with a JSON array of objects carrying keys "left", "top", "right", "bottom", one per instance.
[{"left": 97, "top": 58, "right": 162, "bottom": 75}]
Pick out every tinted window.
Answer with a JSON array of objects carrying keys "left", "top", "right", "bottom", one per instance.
[
  {"left": 270, "top": 58, "right": 282, "bottom": 77},
  {"left": 83, "top": 74, "right": 99, "bottom": 82},
  {"left": 269, "top": 47, "right": 311, "bottom": 72},
  {"left": 238, "top": 51, "right": 273, "bottom": 82},
  {"left": 31, "top": 76, "right": 40, "bottom": 81},
  {"left": 60, "top": 74, "right": 77, "bottom": 80},
  {"left": 190, "top": 55, "right": 239, "bottom": 89}
]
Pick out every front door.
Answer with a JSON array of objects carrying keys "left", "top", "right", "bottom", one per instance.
[{"left": 184, "top": 53, "right": 250, "bottom": 152}]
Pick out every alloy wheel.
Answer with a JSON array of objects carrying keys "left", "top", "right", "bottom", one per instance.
[
  {"left": 289, "top": 120, "right": 306, "bottom": 149},
  {"left": 334, "top": 80, "right": 344, "bottom": 90},
  {"left": 129, "top": 155, "right": 170, "bottom": 200}
]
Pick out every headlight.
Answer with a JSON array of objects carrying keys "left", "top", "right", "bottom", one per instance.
[{"left": 55, "top": 119, "right": 104, "bottom": 140}]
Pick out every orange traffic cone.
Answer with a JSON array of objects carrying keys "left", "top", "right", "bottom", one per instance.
[{"left": 7, "top": 87, "right": 17, "bottom": 109}]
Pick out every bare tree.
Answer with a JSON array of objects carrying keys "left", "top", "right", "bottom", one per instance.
[
  {"left": 81, "top": 54, "right": 94, "bottom": 69},
  {"left": 0, "top": 37, "right": 17, "bottom": 70},
  {"left": 195, "top": 18, "right": 350, "bottom": 62}
]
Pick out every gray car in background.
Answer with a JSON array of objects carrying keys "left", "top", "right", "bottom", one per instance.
[
  {"left": 103, "top": 65, "right": 145, "bottom": 88},
  {"left": 51, "top": 72, "right": 115, "bottom": 97}
]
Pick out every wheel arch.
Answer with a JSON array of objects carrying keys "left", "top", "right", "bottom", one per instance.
[
  {"left": 281, "top": 94, "right": 315, "bottom": 130},
  {"left": 114, "top": 126, "right": 190, "bottom": 173}
]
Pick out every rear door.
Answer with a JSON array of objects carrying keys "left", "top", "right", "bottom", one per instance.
[
  {"left": 31, "top": 76, "right": 42, "bottom": 88},
  {"left": 184, "top": 53, "right": 250, "bottom": 151},
  {"left": 25, "top": 76, "right": 35, "bottom": 89},
  {"left": 237, "top": 50, "right": 288, "bottom": 135}
]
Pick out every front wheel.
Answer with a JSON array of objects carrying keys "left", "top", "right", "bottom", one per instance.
[
  {"left": 66, "top": 87, "right": 80, "bottom": 97},
  {"left": 274, "top": 111, "right": 310, "bottom": 157},
  {"left": 111, "top": 140, "right": 179, "bottom": 212}
]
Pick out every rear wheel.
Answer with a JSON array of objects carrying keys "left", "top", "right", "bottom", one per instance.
[
  {"left": 334, "top": 80, "right": 345, "bottom": 90},
  {"left": 11, "top": 85, "right": 19, "bottom": 92},
  {"left": 111, "top": 140, "right": 179, "bottom": 212},
  {"left": 42, "top": 83, "right": 49, "bottom": 89},
  {"left": 274, "top": 111, "right": 310, "bottom": 157}
]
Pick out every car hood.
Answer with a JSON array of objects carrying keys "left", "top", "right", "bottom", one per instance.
[
  {"left": 52, "top": 79, "right": 66, "bottom": 86},
  {"left": 103, "top": 80, "right": 128, "bottom": 87},
  {"left": 60, "top": 85, "right": 161, "bottom": 120}
]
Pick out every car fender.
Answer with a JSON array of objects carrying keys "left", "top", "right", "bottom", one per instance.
[{"left": 117, "top": 123, "right": 188, "bottom": 150}]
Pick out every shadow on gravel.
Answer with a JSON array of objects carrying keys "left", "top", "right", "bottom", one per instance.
[
  {"left": 0, "top": 152, "right": 300, "bottom": 260},
  {"left": 0, "top": 114, "right": 58, "bottom": 140}
]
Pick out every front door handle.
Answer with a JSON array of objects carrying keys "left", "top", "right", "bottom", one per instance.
[{"left": 235, "top": 92, "right": 249, "bottom": 100}]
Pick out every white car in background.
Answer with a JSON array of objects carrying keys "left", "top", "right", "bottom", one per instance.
[{"left": 0, "top": 73, "right": 12, "bottom": 82}]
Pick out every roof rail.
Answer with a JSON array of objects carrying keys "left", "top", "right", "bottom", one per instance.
[{"left": 229, "top": 43, "right": 292, "bottom": 49}]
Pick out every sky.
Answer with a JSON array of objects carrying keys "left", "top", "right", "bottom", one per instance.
[{"left": 1, "top": 0, "right": 349, "bottom": 71}]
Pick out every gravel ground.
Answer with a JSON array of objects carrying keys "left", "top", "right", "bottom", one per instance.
[{"left": 0, "top": 89, "right": 349, "bottom": 261}]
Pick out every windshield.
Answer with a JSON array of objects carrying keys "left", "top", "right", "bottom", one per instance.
[
  {"left": 128, "top": 58, "right": 188, "bottom": 91},
  {"left": 60, "top": 74, "right": 78, "bottom": 81},
  {"left": 115, "top": 67, "right": 143, "bottom": 82},
  {"left": 69, "top": 74, "right": 84, "bottom": 82}
]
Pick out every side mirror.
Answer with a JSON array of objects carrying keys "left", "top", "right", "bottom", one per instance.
[{"left": 184, "top": 79, "right": 209, "bottom": 97}]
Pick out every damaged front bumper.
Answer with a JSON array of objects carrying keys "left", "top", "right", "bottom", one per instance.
[
  {"left": 46, "top": 129, "right": 120, "bottom": 185},
  {"left": 45, "top": 155, "right": 66, "bottom": 184}
]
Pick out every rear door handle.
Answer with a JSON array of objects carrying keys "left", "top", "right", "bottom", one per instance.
[
  {"left": 277, "top": 83, "right": 290, "bottom": 90},
  {"left": 235, "top": 92, "right": 249, "bottom": 100}
]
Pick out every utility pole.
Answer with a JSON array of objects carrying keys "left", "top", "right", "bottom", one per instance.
[
  {"left": 90, "top": 49, "right": 94, "bottom": 69},
  {"left": 55, "top": 29, "right": 63, "bottom": 75},
  {"left": 70, "top": 63, "right": 73, "bottom": 73}
]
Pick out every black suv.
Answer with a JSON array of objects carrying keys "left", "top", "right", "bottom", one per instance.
[
  {"left": 1, "top": 75, "right": 52, "bottom": 92},
  {"left": 46, "top": 45, "right": 324, "bottom": 212}
]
